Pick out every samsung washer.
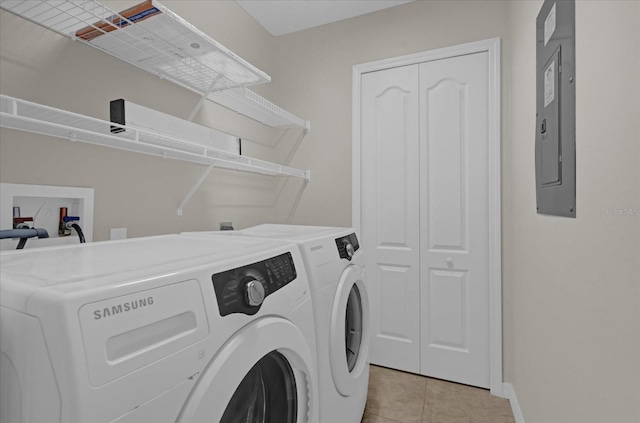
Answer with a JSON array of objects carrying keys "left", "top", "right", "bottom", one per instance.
[
  {"left": 0, "top": 234, "right": 318, "bottom": 423},
  {"left": 187, "top": 225, "right": 370, "bottom": 423}
]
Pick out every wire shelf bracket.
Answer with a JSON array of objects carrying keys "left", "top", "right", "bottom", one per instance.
[
  {"left": 287, "top": 178, "right": 309, "bottom": 224},
  {"left": 177, "top": 162, "right": 216, "bottom": 216}
]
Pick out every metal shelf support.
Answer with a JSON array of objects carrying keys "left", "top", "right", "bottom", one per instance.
[
  {"left": 188, "top": 75, "right": 224, "bottom": 122},
  {"left": 177, "top": 162, "right": 216, "bottom": 216},
  {"left": 284, "top": 126, "right": 310, "bottom": 166},
  {"left": 287, "top": 178, "right": 309, "bottom": 223}
]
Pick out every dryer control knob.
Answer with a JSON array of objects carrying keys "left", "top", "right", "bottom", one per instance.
[
  {"left": 244, "top": 279, "right": 266, "bottom": 307},
  {"left": 345, "top": 242, "right": 355, "bottom": 260}
]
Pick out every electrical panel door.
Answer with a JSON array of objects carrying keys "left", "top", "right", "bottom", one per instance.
[{"left": 535, "top": 0, "right": 576, "bottom": 217}]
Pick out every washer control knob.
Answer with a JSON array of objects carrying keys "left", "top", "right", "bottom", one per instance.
[
  {"left": 244, "top": 279, "right": 265, "bottom": 307},
  {"left": 345, "top": 242, "right": 355, "bottom": 260}
]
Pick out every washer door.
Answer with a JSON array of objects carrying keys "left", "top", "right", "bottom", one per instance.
[
  {"left": 329, "top": 265, "right": 370, "bottom": 396},
  {"left": 178, "top": 317, "right": 317, "bottom": 423},
  {"left": 220, "top": 351, "right": 296, "bottom": 423}
]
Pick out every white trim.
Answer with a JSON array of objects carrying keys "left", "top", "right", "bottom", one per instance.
[
  {"left": 502, "top": 383, "right": 525, "bottom": 423},
  {"left": 353, "top": 38, "right": 501, "bottom": 75},
  {"left": 352, "top": 37, "right": 502, "bottom": 392},
  {"left": 351, "top": 66, "right": 363, "bottom": 238},
  {"left": 485, "top": 38, "right": 503, "bottom": 397}
]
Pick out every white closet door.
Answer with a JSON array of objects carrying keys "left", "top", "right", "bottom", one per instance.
[
  {"left": 360, "top": 64, "right": 421, "bottom": 373},
  {"left": 419, "top": 51, "right": 490, "bottom": 388}
]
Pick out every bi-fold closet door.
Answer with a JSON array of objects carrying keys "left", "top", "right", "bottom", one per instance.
[{"left": 360, "top": 52, "right": 490, "bottom": 388}]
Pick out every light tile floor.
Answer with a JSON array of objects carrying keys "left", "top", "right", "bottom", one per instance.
[{"left": 362, "top": 365, "right": 515, "bottom": 423}]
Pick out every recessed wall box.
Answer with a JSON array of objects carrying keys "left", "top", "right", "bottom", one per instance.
[
  {"left": 0, "top": 183, "right": 94, "bottom": 251},
  {"left": 110, "top": 99, "right": 240, "bottom": 156},
  {"left": 535, "top": 0, "right": 576, "bottom": 217}
]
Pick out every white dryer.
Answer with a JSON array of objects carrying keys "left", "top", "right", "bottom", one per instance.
[
  {"left": 0, "top": 234, "right": 318, "bottom": 423},
  {"left": 188, "top": 225, "right": 370, "bottom": 423}
]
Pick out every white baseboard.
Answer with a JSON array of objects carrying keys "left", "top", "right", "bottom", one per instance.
[{"left": 502, "top": 383, "right": 525, "bottom": 423}]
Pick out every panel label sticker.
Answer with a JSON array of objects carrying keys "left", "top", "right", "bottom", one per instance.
[
  {"left": 544, "top": 61, "right": 555, "bottom": 108},
  {"left": 544, "top": 3, "right": 557, "bottom": 46}
]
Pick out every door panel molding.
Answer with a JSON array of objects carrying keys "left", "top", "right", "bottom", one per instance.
[
  {"left": 374, "top": 85, "right": 414, "bottom": 248},
  {"left": 353, "top": 38, "right": 502, "bottom": 395},
  {"left": 426, "top": 78, "right": 468, "bottom": 251},
  {"left": 427, "top": 269, "right": 469, "bottom": 351}
]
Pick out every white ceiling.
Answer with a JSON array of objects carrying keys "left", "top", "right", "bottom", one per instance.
[{"left": 236, "top": 0, "right": 414, "bottom": 37}]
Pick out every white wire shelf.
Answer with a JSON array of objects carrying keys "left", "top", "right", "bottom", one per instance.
[
  {"left": 0, "top": 1, "right": 310, "bottom": 129},
  {"left": 0, "top": 95, "right": 311, "bottom": 181},
  {"left": 209, "top": 87, "right": 310, "bottom": 129},
  {"left": 0, "top": 0, "right": 269, "bottom": 92}
]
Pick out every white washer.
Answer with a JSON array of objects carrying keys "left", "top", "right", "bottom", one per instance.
[
  {"left": 0, "top": 234, "right": 318, "bottom": 423},
  {"left": 188, "top": 225, "right": 371, "bottom": 423}
]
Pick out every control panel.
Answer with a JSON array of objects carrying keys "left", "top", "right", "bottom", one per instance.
[
  {"left": 212, "top": 252, "right": 297, "bottom": 316},
  {"left": 335, "top": 233, "right": 360, "bottom": 261}
]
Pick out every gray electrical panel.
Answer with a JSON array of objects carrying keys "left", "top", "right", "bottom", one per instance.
[{"left": 535, "top": 0, "right": 576, "bottom": 217}]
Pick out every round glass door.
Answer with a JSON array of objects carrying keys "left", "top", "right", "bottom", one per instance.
[
  {"left": 345, "top": 285, "right": 363, "bottom": 372},
  {"left": 220, "top": 351, "right": 297, "bottom": 423}
]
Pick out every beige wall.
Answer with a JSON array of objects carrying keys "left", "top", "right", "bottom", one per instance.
[
  {"left": 2, "top": 0, "right": 639, "bottom": 421},
  {"left": 0, "top": 0, "right": 285, "bottom": 239},
  {"left": 507, "top": 0, "right": 640, "bottom": 421}
]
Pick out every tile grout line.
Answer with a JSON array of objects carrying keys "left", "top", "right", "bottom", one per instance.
[
  {"left": 421, "top": 376, "right": 428, "bottom": 423},
  {"left": 364, "top": 411, "right": 405, "bottom": 423}
]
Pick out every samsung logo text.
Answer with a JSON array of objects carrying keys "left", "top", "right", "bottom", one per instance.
[{"left": 93, "top": 297, "right": 154, "bottom": 320}]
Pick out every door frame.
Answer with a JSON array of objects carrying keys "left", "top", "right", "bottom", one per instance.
[{"left": 352, "top": 38, "right": 502, "bottom": 396}]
